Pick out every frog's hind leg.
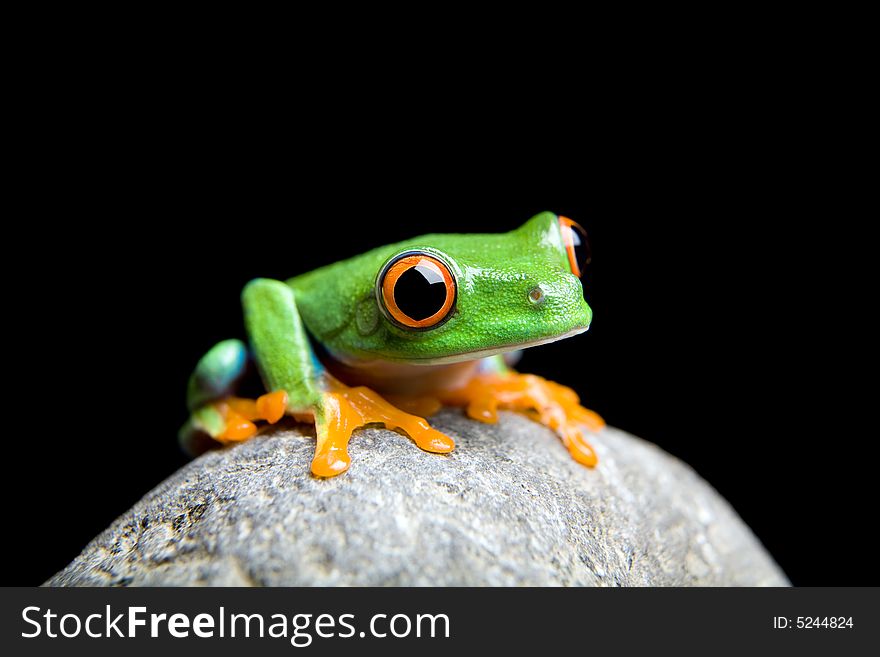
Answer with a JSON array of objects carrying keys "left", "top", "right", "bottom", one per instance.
[{"left": 178, "top": 339, "right": 287, "bottom": 454}]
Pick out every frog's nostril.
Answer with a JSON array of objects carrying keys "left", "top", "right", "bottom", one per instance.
[{"left": 528, "top": 286, "right": 546, "bottom": 305}]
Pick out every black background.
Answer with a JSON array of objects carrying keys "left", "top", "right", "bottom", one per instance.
[{"left": 5, "top": 95, "right": 870, "bottom": 587}]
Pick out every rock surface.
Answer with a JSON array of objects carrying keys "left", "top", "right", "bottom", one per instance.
[{"left": 48, "top": 411, "right": 788, "bottom": 586}]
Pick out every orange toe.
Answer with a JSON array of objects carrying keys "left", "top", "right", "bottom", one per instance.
[
  {"left": 466, "top": 393, "right": 499, "bottom": 423},
  {"left": 218, "top": 409, "right": 258, "bottom": 442},
  {"left": 562, "top": 426, "right": 599, "bottom": 467},
  {"left": 257, "top": 390, "right": 289, "bottom": 424},
  {"left": 311, "top": 447, "right": 352, "bottom": 477},
  {"left": 212, "top": 390, "right": 288, "bottom": 445},
  {"left": 406, "top": 420, "right": 456, "bottom": 453}
]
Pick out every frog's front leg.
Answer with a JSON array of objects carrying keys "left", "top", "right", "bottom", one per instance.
[
  {"left": 243, "top": 279, "right": 454, "bottom": 478},
  {"left": 439, "top": 355, "right": 605, "bottom": 467}
]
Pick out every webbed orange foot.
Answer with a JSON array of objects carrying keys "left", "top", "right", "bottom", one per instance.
[
  {"left": 312, "top": 380, "right": 455, "bottom": 478},
  {"left": 440, "top": 373, "right": 604, "bottom": 467},
  {"left": 215, "top": 390, "right": 289, "bottom": 443}
]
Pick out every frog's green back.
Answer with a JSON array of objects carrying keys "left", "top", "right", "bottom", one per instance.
[{"left": 288, "top": 212, "right": 592, "bottom": 365}]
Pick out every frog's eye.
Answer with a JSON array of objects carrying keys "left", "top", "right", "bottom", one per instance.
[
  {"left": 378, "top": 251, "right": 457, "bottom": 330},
  {"left": 558, "top": 216, "right": 591, "bottom": 278}
]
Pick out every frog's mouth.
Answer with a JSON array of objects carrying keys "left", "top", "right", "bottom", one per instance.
[{"left": 397, "top": 325, "right": 590, "bottom": 366}]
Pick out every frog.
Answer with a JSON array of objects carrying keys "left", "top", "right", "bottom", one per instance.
[{"left": 179, "top": 212, "right": 604, "bottom": 477}]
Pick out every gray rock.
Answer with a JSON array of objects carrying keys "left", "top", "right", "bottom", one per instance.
[{"left": 47, "top": 410, "right": 788, "bottom": 586}]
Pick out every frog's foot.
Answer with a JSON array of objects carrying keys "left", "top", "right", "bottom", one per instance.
[
  {"left": 210, "top": 390, "right": 290, "bottom": 443},
  {"left": 439, "top": 373, "right": 604, "bottom": 467},
  {"left": 311, "top": 380, "right": 454, "bottom": 478}
]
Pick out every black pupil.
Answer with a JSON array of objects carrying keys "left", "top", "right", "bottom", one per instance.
[
  {"left": 570, "top": 224, "right": 591, "bottom": 272},
  {"left": 394, "top": 261, "right": 448, "bottom": 321}
]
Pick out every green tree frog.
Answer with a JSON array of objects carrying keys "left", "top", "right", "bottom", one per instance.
[{"left": 180, "top": 212, "right": 604, "bottom": 477}]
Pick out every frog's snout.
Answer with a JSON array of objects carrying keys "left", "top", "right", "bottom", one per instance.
[
  {"left": 526, "top": 274, "right": 582, "bottom": 308},
  {"left": 526, "top": 274, "right": 591, "bottom": 329}
]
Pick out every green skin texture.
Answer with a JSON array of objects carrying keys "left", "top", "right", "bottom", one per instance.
[{"left": 183, "top": 212, "right": 592, "bottom": 441}]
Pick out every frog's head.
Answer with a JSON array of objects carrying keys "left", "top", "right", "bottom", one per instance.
[{"left": 307, "top": 212, "right": 593, "bottom": 366}]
